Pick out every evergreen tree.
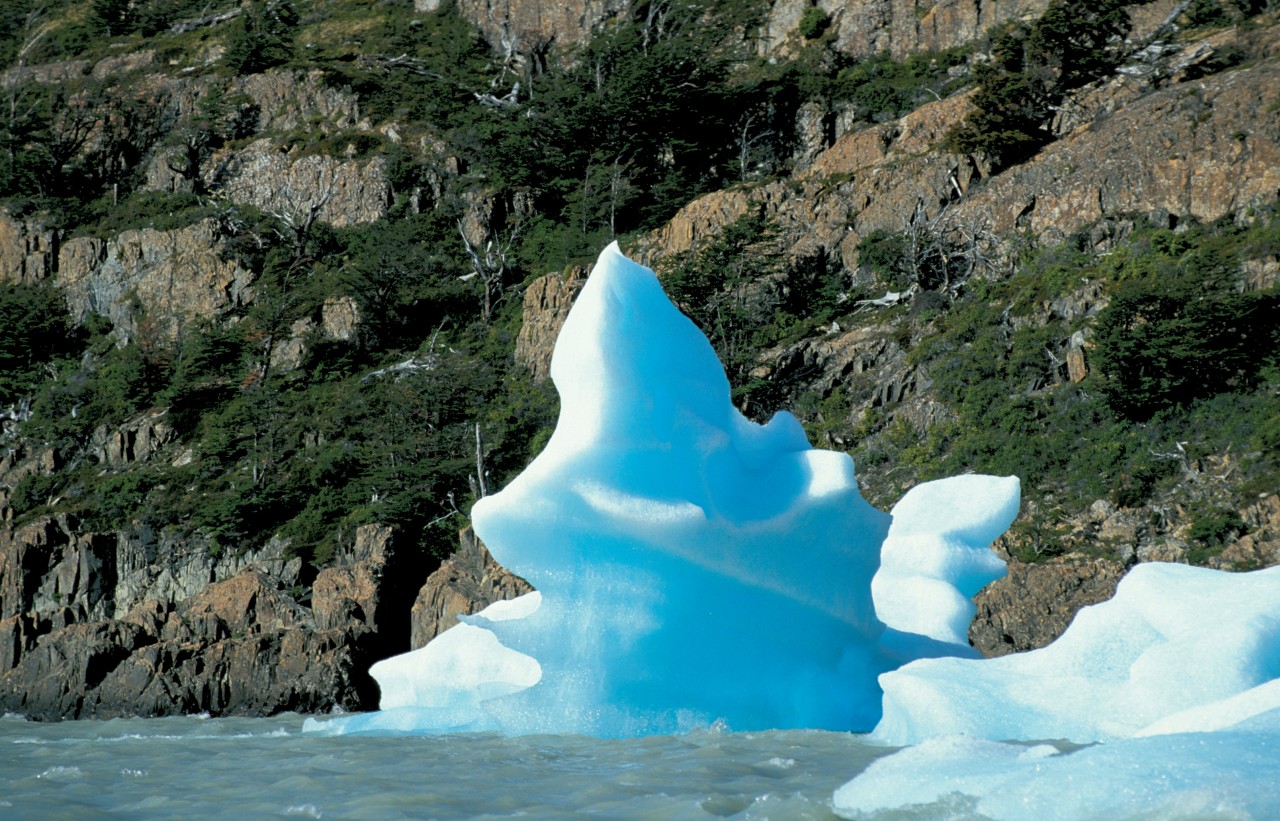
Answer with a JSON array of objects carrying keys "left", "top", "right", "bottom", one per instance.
[{"left": 224, "top": 0, "right": 299, "bottom": 75}]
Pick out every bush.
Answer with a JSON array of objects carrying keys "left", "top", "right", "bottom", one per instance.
[
  {"left": 223, "top": 0, "right": 298, "bottom": 75},
  {"left": 1188, "top": 506, "right": 1247, "bottom": 546},
  {"left": 0, "top": 282, "right": 81, "bottom": 405},
  {"left": 797, "top": 6, "right": 830, "bottom": 39},
  {"left": 1092, "top": 276, "right": 1278, "bottom": 420}
]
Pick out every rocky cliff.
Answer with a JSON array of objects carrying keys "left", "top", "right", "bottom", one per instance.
[{"left": 0, "top": 519, "right": 512, "bottom": 719}]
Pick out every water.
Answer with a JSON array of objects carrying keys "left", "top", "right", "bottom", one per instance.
[{"left": 0, "top": 713, "right": 887, "bottom": 819}]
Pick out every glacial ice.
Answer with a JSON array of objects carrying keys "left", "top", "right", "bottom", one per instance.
[
  {"left": 307, "top": 242, "right": 1019, "bottom": 737},
  {"left": 873, "top": 562, "right": 1280, "bottom": 746},
  {"left": 306, "top": 242, "right": 1280, "bottom": 819},
  {"left": 833, "top": 711, "right": 1280, "bottom": 820},
  {"left": 833, "top": 563, "right": 1280, "bottom": 817}
]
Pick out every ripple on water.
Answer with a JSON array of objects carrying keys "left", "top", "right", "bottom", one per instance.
[{"left": 1, "top": 715, "right": 884, "bottom": 819}]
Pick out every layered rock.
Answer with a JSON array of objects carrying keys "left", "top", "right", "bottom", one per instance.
[
  {"left": 0, "top": 521, "right": 442, "bottom": 720},
  {"left": 57, "top": 219, "right": 255, "bottom": 342},
  {"left": 0, "top": 573, "right": 370, "bottom": 719},
  {"left": 409, "top": 525, "right": 532, "bottom": 648},
  {"left": 0, "top": 513, "right": 304, "bottom": 625},
  {"left": 968, "top": 557, "right": 1127, "bottom": 657}
]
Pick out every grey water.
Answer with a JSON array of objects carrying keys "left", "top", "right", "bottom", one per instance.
[{"left": 0, "top": 712, "right": 889, "bottom": 819}]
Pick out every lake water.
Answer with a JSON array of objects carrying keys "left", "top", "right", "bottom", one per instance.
[
  {"left": 0, "top": 712, "right": 886, "bottom": 819},
  {"left": 7, "top": 711, "right": 1276, "bottom": 820}
]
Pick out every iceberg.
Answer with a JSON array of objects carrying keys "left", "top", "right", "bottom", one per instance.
[
  {"left": 307, "top": 242, "right": 1019, "bottom": 737},
  {"left": 302, "top": 241, "right": 1280, "bottom": 815},
  {"left": 873, "top": 562, "right": 1280, "bottom": 746},
  {"left": 833, "top": 562, "right": 1280, "bottom": 817},
  {"left": 833, "top": 712, "right": 1280, "bottom": 820}
]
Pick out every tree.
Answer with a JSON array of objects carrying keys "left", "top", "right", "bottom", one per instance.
[
  {"left": 223, "top": 0, "right": 298, "bottom": 75},
  {"left": 1093, "top": 272, "right": 1278, "bottom": 420},
  {"left": 92, "top": 0, "right": 134, "bottom": 36},
  {"left": 946, "top": 0, "right": 1146, "bottom": 169},
  {"left": 0, "top": 282, "right": 79, "bottom": 405}
]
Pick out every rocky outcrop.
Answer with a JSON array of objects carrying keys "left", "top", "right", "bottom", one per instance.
[
  {"left": 641, "top": 89, "right": 981, "bottom": 270},
  {"left": 1211, "top": 494, "right": 1280, "bottom": 570},
  {"left": 0, "top": 572, "right": 372, "bottom": 719},
  {"left": 56, "top": 219, "right": 255, "bottom": 342},
  {"left": 760, "top": 0, "right": 1180, "bottom": 62},
  {"left": 206, "top": 138, "right": 391, "bottom": 228},
  {"left": 0, "top": 519, "right": 445, "bottom": 719},
  {"left": 514, "top": 266, "right": 586, "bottom": 380},
  {"left": 950, "top": 53, "right": 1280, "bottom": 246},
  {"left": 0, "top": 209, "right": 58, "bottom": 285},
  {"left": 312, "top": 524, "right": 426, "bottom": 651},
  {"left": 410, "top": 525, "right": 532, "bottom": 648},
  {"left": 233, "top": 69, "right": 366, "bottom": 133},
  {"left": 644, "top": 24, "right": 1280, "bottom": 272},
  {"left": 91, "top": 408, "right": 176, "bottom": 467},
  {"left": 969, "top": 557, "right": 1127, "bottom": 657},
  {"left": 751, "top": 321, "right": 952, "bottom": 440},
  {"left": 0, "top": 514, "right": 304, "bottom": 625},
  {"left": 450, "top": 0, "right": 629, "bottom": 53}
]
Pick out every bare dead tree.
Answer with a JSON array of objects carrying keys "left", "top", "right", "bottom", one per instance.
[
  {"left": 262, "top": 165, "right": 336, "bottom": 275},
  {"left": 458, "top": 219, "right": 520, "bottom": 323},
  {"left": 608, "top": 154, "right": 632, "bottom": 237},
  {"left": 736, "top": 111, "right": 775, "bottom": 181},
  {"left": 470, "top": 423, "right": 489, "bottom": 499}
]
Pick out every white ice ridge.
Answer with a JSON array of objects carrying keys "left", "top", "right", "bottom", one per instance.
[
  {"left": 873, "top": 561, "right": 1280, "bottom": 746},
  {"left": 833, "top": 711, "right": 1280, "bottom": 820},
  {"left": 305, "top": 242, "right": 1020, "bottom": 738}
]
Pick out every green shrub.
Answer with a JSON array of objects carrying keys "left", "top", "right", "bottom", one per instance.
[
  {"left": 797, "top": 6, "right": 830, "bottom": 39},
  {"left": 223, "top": 0, "right": 298, "bottom": 75},
  {"left": 1188, "top": 506, "right": 1247, "bottom": 546}
]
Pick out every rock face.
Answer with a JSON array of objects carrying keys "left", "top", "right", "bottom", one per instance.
[
  {"left": 0, "top": 572, "right": 370, "bottom": 719},
  {"left": 0, "top": 210, "right": 58, "bottom": 284},
  {"left": 207, "top": 138, "right": 391, "bottom": 228},
  {"left": 760, "top": 0, "right": 1179, "bottom": 61},
  {"left": 0, "top": 521, "right": 440, "bottom": 720},
  {"left": 453, "top": 0, "right": 629, "bottom": 53},
  {"left": 410, "top": 525, "right": 532, "bottom": 648},
  {"left": 0, "top": 513, "right": 304, "bottom": 627},
  {"left": 91, "top": 408, "right": 175, "bottom": 467},
  {"left": 57, "top": 219, "right": 255, "bottom": 342},
  {"left": 1212, "top": 494, "right": 1280, "bottom": 570},
  {"left": 641, "top": 30, "right": 1280, "bottom": 272},
  {"left": 514, "top": 266, "right": 586, "bottom": 381},
  {"left": 968, "top": 557, "right": 1127, "bottom": 657}
]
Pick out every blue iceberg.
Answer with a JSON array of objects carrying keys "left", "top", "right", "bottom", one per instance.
[
  {"left": 307, "top": 242, "right": 1019, "bottom": 737},
  {"left": 305, "top": 242, "right": 1280, "bottom": 816}
]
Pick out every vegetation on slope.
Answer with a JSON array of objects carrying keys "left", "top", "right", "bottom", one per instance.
[
  {"left": 1, "top": 0, "right": 1277, "bottom": 579},
  {"left": 665, "top": 204, "right": 1280, "bottom": 565}
]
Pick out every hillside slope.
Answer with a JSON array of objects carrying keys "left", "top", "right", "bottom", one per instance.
[{"left": 0, "top": 0, "right": 1277, "bottom": 716}]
